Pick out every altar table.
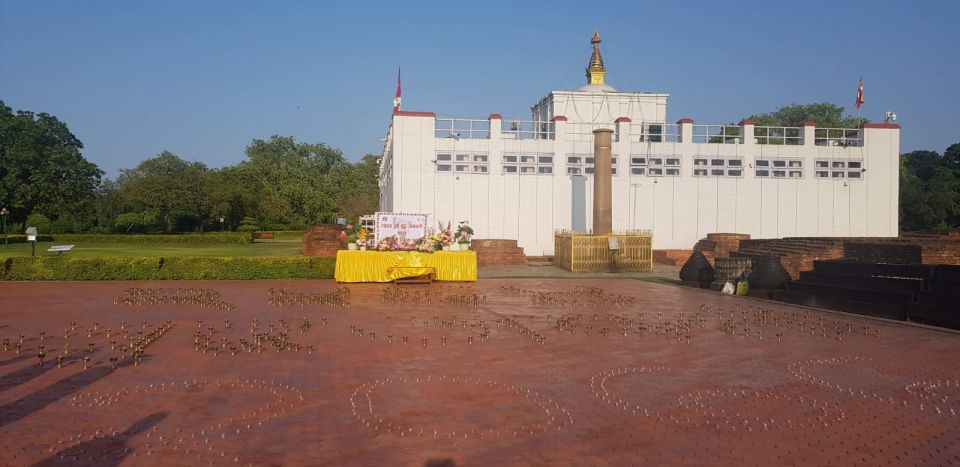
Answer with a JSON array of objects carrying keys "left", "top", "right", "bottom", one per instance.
[{"left": 334, "top": 250, "right": 477, "bottom": 283}]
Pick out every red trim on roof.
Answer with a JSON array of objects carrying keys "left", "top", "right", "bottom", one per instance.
[
  {"left": 393, "top": 110, "right": 436, "bottom": 118},
  {"left": 488, "top": 114, "right": 502, "bottom": 120},
  {"left": 677, "top": 118, "right": 694, "bottom": 124},
  {"left": 615, "top": 117, "right": 632, "bottom": 123},
  {"left": 739, "top": 119, "right": 755, "bottom": 126},
  {"left": 551, "top": 116, "right": 568, "bottom": 122},
  {"left": 861, "top": 122, "right": 901, "bottom": 129},
  {"left": 801, "top": 121, "right": 817, "bottom": 127}
]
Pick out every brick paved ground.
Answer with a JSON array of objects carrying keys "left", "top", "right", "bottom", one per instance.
[{"left": 0, "top": 279, "right": 957, "bottom": 466}]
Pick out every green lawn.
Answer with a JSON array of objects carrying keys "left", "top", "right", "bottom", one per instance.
[{"left": 0, "top": 241, "right": 303, "bottom": 257}]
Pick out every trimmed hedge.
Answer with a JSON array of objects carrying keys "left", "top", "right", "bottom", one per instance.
[
  {"left": 51, "top": 233, "right": 252, "bottom": 244},
  {"left": 0, "top": 234, "right": 55, "bottom": 244},
  {"left": 0, "top": 256, "right": 335, "bottom": 280}
]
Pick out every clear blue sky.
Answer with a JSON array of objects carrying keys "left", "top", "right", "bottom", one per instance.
[{"left": 2, "top": 0, "right": 958, "bottom": 178}]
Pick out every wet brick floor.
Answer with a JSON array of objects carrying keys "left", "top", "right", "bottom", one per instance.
[{"left": 0, "top": 279, "right": 958, "bottom": 466}]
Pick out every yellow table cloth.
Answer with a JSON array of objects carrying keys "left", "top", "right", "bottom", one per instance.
[{"left": 334, "top": 250, "right": 477, "bottom": 282}]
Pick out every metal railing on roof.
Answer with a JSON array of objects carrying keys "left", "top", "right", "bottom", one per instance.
[{"left": 435, "top": 117, "right": 491, "bottom": 139}]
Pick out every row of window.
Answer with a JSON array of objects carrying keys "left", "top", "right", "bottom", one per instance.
[{"left": 434, "top": 153, "right": 864, "bottom": 179}]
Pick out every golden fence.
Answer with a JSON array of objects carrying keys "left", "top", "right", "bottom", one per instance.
[{"left": 554, "top": 230, "right": 653, "bottom": 272}]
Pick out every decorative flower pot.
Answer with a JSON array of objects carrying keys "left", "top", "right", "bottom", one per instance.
[
  {"left": 347, "top": 243, "right": 358, "bottom": 251},
  {"left": 458, "top": 243, "right": 469, "bottom": 251},
  {"left": 442, "top": 245, "right": 450, "bottom": 251},
  {"left": 359, "top": 246, "right": 366, "bottom": 251}
]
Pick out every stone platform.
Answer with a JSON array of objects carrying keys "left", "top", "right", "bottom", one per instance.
[
  {"left": 0, "top": 279, "right": 958, "bottom": 465},
  {"left": 302, "top": 224, "right": 343, "bottom": 257},
  {"left": 470, "top": 239, "right": 527, "bottom": 267}
]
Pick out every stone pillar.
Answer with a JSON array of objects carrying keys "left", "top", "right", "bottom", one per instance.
[{"left": 592, "top": 128, "right": 614, "bottom": 234}]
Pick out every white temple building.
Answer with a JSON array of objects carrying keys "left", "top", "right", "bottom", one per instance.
[{"left": 378, "top": 32, "right": 901, "bottom": 256}]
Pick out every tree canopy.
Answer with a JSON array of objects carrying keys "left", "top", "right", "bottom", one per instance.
[
  {"left": 745, "top": 102, "right": 867, "bottom": 128},
  {"left": 900, "top": 145, "right": 960, "bottom": 232},
  {"left": 0, "top": 100, "right": 103, "bottom": 231}
]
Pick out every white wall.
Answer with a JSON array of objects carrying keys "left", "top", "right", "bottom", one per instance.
[{"left": 382, "top": 109, "right": 900, "bottom": 256}]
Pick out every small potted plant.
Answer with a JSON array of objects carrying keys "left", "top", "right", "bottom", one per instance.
[
  {"left": 356, "top": 227, "right": 370, "bottom": 251},
  {"left": 340, "top": 223, "right": 358, "bottom": 250},
  {"left": 455, "top": 220, "right": 474, "bottom": 250}
]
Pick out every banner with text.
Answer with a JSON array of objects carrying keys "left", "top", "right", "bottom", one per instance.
[{"left": 374, "top": 212, "right": 428, "bottom": 245}]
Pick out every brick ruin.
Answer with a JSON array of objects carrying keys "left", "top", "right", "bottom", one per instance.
[{"left": 678, "top": 231, "right": 960, "bottom": 280}]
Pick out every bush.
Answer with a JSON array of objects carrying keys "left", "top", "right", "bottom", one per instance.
[
  {"left": 51, "top": 233, "right": 251, "bottom": 244},
  {"left": 0, "top": 234, "right": 55, "bottom": 244},
  {"left": 26, "top": 214, "right": 52, "bottom": 233},
  {"left": 0, "top": 256, "right": 335, "bottom": 280}
]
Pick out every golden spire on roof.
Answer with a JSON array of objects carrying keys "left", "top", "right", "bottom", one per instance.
[{"left": 586, "top": 30, "right": 606, "bottom": 85}]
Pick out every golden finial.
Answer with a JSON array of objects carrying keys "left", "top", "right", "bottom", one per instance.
[{"left": 586, "top": 30, "right": 606, "bottom": 85}]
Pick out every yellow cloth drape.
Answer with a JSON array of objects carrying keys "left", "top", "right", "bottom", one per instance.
[{"left": 334, "top": 250, "right": 477, "bottom": 282}]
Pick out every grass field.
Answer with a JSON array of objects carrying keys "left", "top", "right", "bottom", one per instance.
[{"left": 0, "top": 241, "right": 303, "bottom": 257}]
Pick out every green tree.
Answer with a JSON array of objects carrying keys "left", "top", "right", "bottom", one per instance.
[
  {"left": 115, "top": 151, "right": 210, "bottom": 232},
  {"left": 899, "top": 147, "right": 960, "bottom": 231},
  {"left": 330, "top": 154, "right": 380, "bottom": 221},
  {"left": 0, "top": 100, "right": 103, "bottom": 230},
  {"left": 746, "top": 102, "right": 867, "bottom": 128},
  {"left": 241, "top": 135, "right": 346, "bottom": 227}
]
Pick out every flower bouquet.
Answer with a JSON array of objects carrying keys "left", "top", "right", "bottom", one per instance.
[
  {"left": 434, "top": 221, "right": 455, "bottom": 251},
  {"left": 356, "top": 228, "right": 370, "bottom": 250}
]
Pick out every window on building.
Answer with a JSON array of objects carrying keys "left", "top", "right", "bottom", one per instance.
[
  {"left": 815, "top": 159, "right": 864, "bottom": 180},
  {"left": 631, "top": 167, "right": 646, "bottom": 175},
  {"left": 438, "top": 152, "right": 489, "bottom": 174},
  {"left": 504, "top": 153, "right": 554, "bottom": 175},
  {"left": 567, "top": 153, "right": 618, "bottom": 176},
  {"left": 643, "top": 155, "right": 680, "bottom": 177},
  {"left": 755, "top": 159, "right": 803, "bottom": 178},
  {"left": 631, "top": 157, "right": 646, "bottom": 165},
  {"left": 695, "top": 157, "right": 743, "bottom": 177}
]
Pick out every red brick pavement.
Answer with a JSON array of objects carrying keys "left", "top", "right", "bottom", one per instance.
[{"left": 0, "top": 279, "right": 958, "bottom": 466}]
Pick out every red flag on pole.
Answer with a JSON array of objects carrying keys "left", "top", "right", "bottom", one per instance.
[
  {"left": 393, "top": 68, "right": 402, "bottom": 113},
  {"left": 855, "top": 78, "right": 864, "bottom": 109}
]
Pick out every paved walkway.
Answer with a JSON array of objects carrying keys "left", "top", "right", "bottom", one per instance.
[
  {"left": 1, "top": 278, "right": 957, "bottom": 465},
  {"left": 479, "top": 263, "right": 681, "bottom": 280}
]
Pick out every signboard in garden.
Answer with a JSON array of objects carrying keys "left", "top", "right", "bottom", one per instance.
[{"left": 374, "top": 212, "right": 428, "bottom": 244}]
